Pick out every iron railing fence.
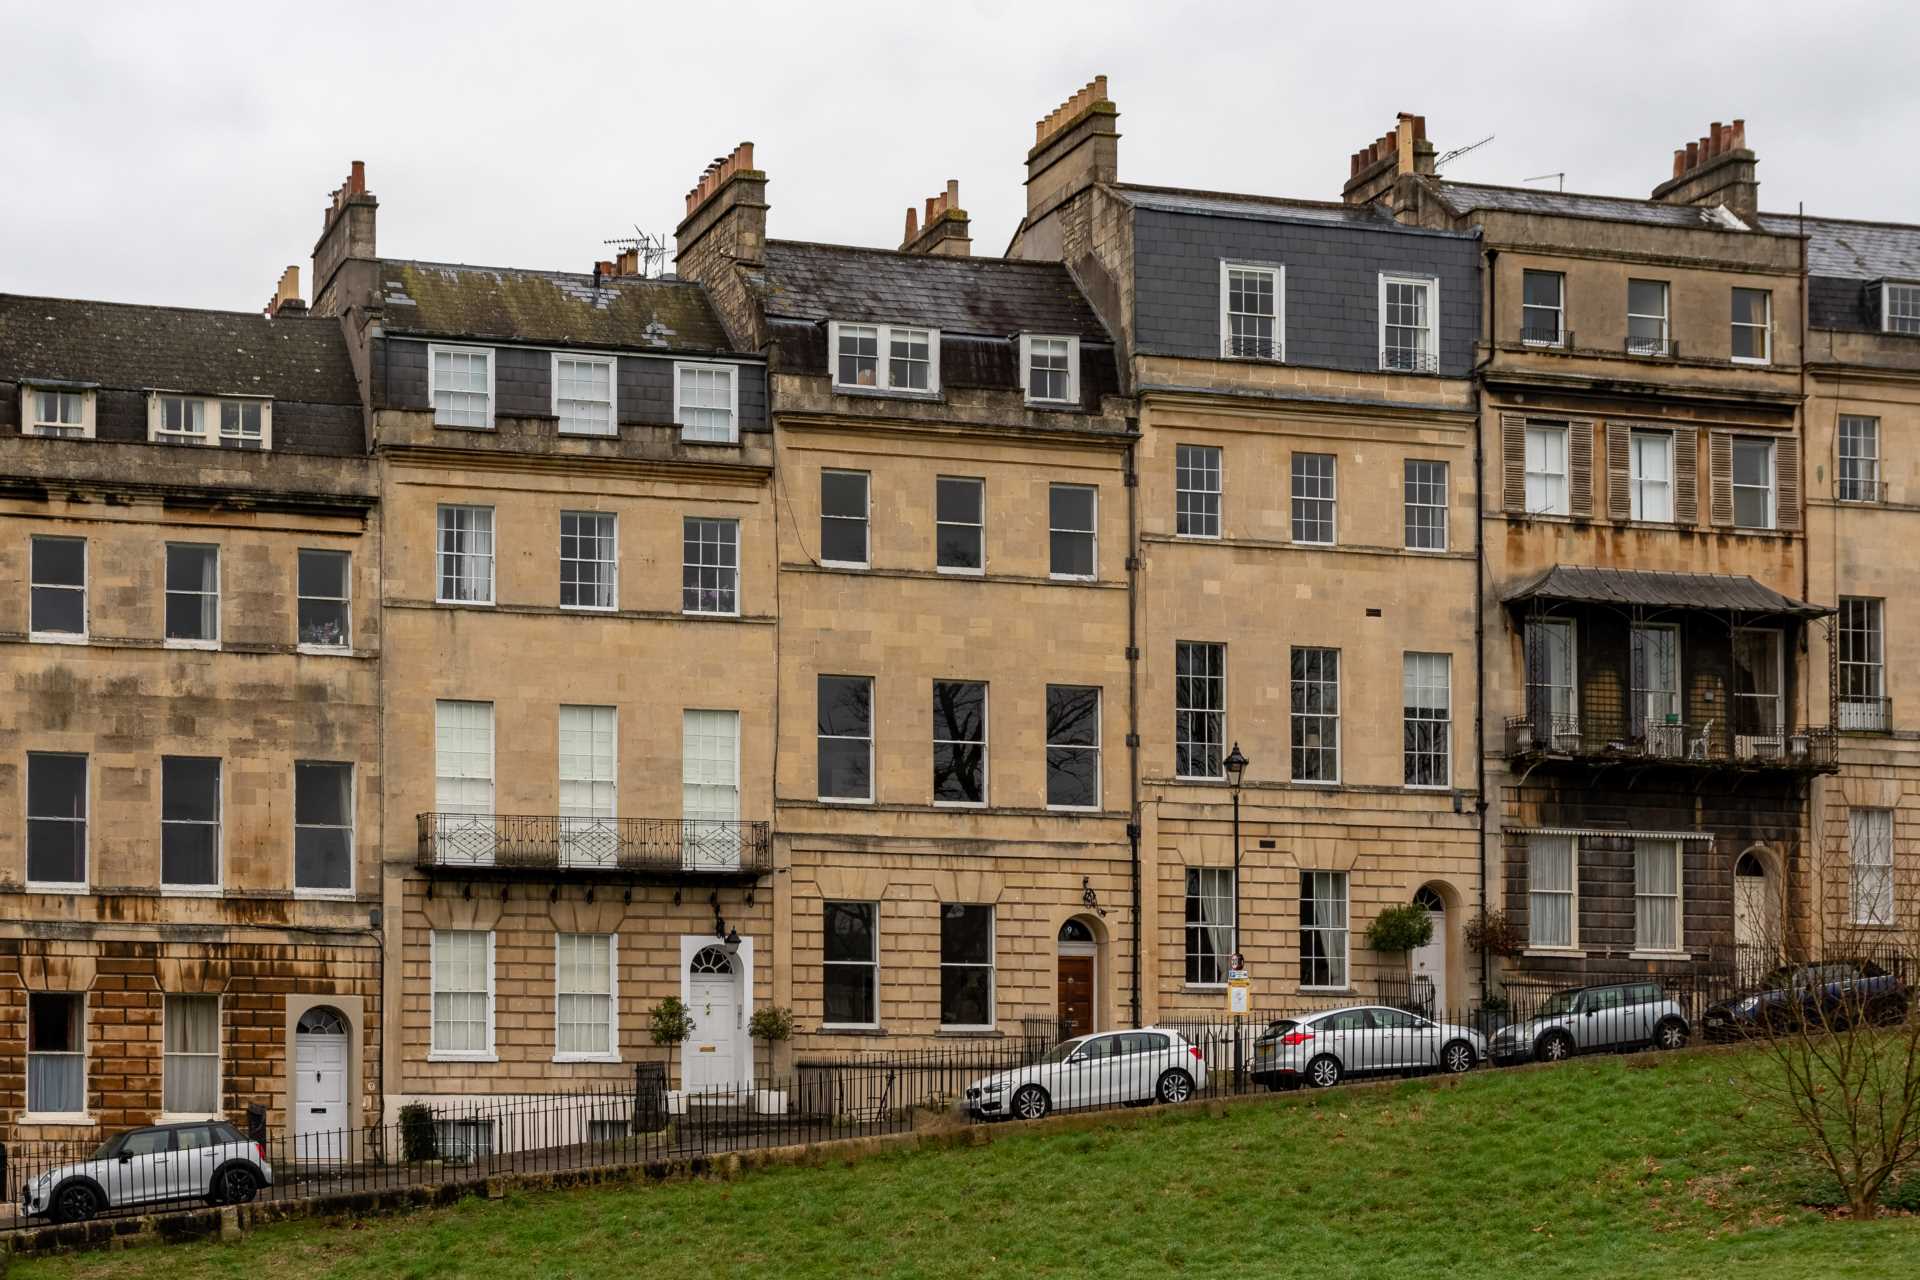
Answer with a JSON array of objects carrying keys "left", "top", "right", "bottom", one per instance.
[
  {"left": 1836, "top": 696, "right": 1894, "bottom": 733},
  {"left": 415, "top": 813, "right": 772, "bottom": 877},
  {"left": 1505, "top": 712, "right": 1838, "bottom": 769}
]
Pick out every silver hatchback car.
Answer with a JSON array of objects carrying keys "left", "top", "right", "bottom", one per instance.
[
  {"left": 1251, "top": 1004, "right": 1487, "bottom": 1089},
  {"left": 20, "top": 1120, "right": 273, "bottom": 1223},
  {"left": 1489, "top": 981, "right": 1690, "bottom": 1065}
]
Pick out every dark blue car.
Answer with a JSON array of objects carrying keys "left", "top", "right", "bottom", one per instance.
[{"left": 1702, "top": 961, "right": 1908, "bottom": 1041}]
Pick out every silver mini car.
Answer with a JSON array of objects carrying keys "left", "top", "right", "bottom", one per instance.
[
  {"left": 1489, "top": 981, "right": 1690, "bottom": 1065},
  {"left": 19, "top": 1120, "right": 273, "bottom": 1223}
]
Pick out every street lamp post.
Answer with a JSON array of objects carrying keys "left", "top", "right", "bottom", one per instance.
[{"left": 1223, "top": 742, "right": 1248, "bottom": 1089}]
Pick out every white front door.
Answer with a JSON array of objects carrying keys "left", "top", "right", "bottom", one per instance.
[
  {"left": 1409, "top": 896, "right": 1446, "bottom": 1015},
  {"left": 683, "top": 946, "right": 740, "bottom": 1094},
  {"left": 1733, "top": 854, "right": 1777, "bottom": 983},
  {"left": 294, "top": 1010, "right": 349, "bottom": 1160}
]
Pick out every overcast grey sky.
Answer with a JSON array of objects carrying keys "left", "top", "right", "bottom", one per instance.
[{"left": 5, "top": 0, "right": 1917, "bottom": 312}]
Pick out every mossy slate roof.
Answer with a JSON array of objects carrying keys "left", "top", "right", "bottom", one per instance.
[{"left": 377, "top": 260, "right": 736, "bottom": 353}]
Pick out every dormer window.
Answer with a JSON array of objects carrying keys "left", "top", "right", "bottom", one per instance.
[
  {"left": 25, "top": 387, "right": 93, "bottom": 438},
  {"left": 1020, "top": 335, "right": 1081, "bottom": 405},
  {"left": 1884, "top": 282, "right": 1920, "bottom": 335},
  {"left": 149, "top": 394, "right": 273, "bottom": 449},
  {"left": 674, "top": 362, "right": 738, "bottom": 443},
  {"left": 830, "top": 322, "right": 940, "bottom": 395},
  {"left": 430, "top": 344, "right": 494, "bottom": 428}
]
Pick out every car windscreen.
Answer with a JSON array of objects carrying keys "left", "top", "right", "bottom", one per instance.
[
  {"left": 1537, "top": 991, "right": 1578, "bottom": 1017},
  {"left": 89, "top": 1134, "right": 122, "bottom": 1160},
  {"left": 1042, "top": 1037, "right": 1090, "bottom": 1064}
]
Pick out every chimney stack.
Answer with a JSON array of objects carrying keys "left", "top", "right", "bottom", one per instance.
[
  {"left": 1023, "top": 76, "right": 1118, "bottom": 239},
  {"left": 311, "top": 161, "right": 377, "bottom": 316},
  {"left": 900, "top": 179, "right": 971, "bottom": 257},
  {"left": 674, "top": 141, "right": 768, "bottom": 278},
  {"left": 1341, "top": 112, "right": 1435, "bottom": 207},
  {"left": 1651, "top": 118, "right": 1758, "bottom": 223},
  {"left": 614, "top": 247, "right": 640, "bottom": 276},
  {"left": 265, "top": 265, "right": 306, "bottom": 318}
]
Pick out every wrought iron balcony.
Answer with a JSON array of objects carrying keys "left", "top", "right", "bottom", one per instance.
[
  {"left": 1625, "top": 335, "right": 1676, "bottom": 358},
  {"left": 415, "top": 813, "right": 771, "bottom": 881},
  {"left": 1520, "top": 325, "right": 1568, "bottom": 349},
  {"left": 1381, "top": 347, "right": 1440, "bottom": 374},
  {"left": 1837, "top": 697, "right": 1894, "bottom": 733},
  {"left": 1504, "top": 713, "right": 1837, "bottom": 772}
]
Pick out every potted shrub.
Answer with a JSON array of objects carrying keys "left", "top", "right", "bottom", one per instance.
[
  {"left": 1464, "top": 908, "right": 1525, "bottom": 959},
  {"left": 399, "top": 1102, "right": 438, "bottom": 1162},
  {"left": 749, "top": 1006, "right": 795, "bottom": 1114},
  {"left": 649, "top": 996, "right": 696, "bottom": 1114},
  {"left": 1365, "top": 904, "right": 1436, "bottom": 1002}
]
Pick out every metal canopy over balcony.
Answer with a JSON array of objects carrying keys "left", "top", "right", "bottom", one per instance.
[
  {"left": 415, "top": 813, "right": 771, "bottom": 883},
  {"left": 1504, "top": 565, "right": 1831, "bottom": 619}
]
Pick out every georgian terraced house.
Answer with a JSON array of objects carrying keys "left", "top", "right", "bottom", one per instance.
[{"left": 4, "top": 85, "right": 1920, "bottom": 1145}]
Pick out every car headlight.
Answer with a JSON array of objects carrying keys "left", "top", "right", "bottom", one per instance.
[
  {"left": 1736, "top": 997, "right": 1759, "bottom": 1015},
  {"left": 981, "top": 1083, "right": 1004, "bottom": 1095}
]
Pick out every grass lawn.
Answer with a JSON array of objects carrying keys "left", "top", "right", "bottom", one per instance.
[{"left": 14, "top": 1046, "right": 1920, "bottom": 1280}]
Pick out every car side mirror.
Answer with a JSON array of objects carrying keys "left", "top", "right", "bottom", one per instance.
[{"left": 117, "top": 1152, "right": 133, "bottom": 1163}]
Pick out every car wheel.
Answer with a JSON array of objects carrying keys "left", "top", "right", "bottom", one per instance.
[
  {"left": 213, "top": 1164, "right": 260, "bottom": 1206},
  {"left": 1653, "top": 1018, "right": 1688, "bottom": 1051},
  {"left": 51, "top": 1180, "right": 101, "bottom": 1224},
  {"left": 1306, "top": 1055, "right": 1343, "bottom": 1089},
  {"left": 1536, "top": 1031, "right": 1574, "bottom": 1063},
  {"left": 1440, "top": 1040, "right": 1476, "bottom": 1074},
  {"left": 1012, "top": 1084, "right": 1051, "bottom": 1121},
  {"left": 1155, "top": 1069, "right": 1195, "bottom": 1105}
]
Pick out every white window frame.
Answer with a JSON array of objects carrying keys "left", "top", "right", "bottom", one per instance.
[
  {"left": 1048, "top": 483, "right": 1098, "bottom": 581},
  {"left": 559, "top": 510, "right": 618, "bottom": 612},
  {"left": 1521, "top": 269, "right": 1565, "bottom": 347},
  {"left": 159, "top": 755, "right": 222, "bottom": 894},
  {"left": 558, "top": 705, "right": 618, "bottom": 866},
  {"left": 1402, "top": 651, "right": 1451, "bottom": 790},
  {"left": 938, "top": 903, "right": 996, "bottom": 1031},
  {"left": 817, "top": 674, "right": 875, "bottom": 804},
  {"left": 1632, "top": 839, "right": 1685, "bottom": 956},
  {"left": 1630, "top": 429, "right": 1675, "bottom": 522},
  {"left": 160, "top": 993, "right": 222, "bottom": 1120},
  {"left": 931, "top": 679, "right": 989, "bottom": 808},
  {"left": 296, "top": 548, "right": 352, "bottom": 653},
  {"left": 674, "top": 360, "right": 740, "bottom": 443},
  {"left": 23, "top": 386, "right": 94, "bottom": 439},
  {"left": 1731, "top": 288, "right": 1772, "bottom": 365},
  {"left": 553, "top": 932, "right": 620, "bottom": 1063},
  {"left": 1837, "top": 597, "right": 1886, "bottom": 729},
  {"left": 1881, "top": 282, "right": 1920, "bottom": 336},
  {"left": 1403, "top": 459, "right": 1448, "bottom": 551},
  {"left": 434, "top": 699, "right": 497, "bottom": 833},
  {"left": 1627, "top": 279, "right": 1671, "bottom": 356},
  {"left": 29, "top": 534, "right": 87, "bottom": 644},
  {"left": 217, "top": 398, "right": 270, "bottom": 450},
  {"left": 1183, "top": 867, "right": 1237, "bottom": 987},
  {"left": 819, "top": 469, "right": 871, "bottom": 570},
  {"left": 24, "top": 990, "right": 89, "bottom": 1122},
  {"left": 436, "top": 505, "right": 496, "bottom": 605},
  {"left": 1850, "top": 807, "right": 1895, "bottom": 927},
  {"left": 1174, "top": 640, "right": 1226, "bottom": 781},
  {"left": 1219, "top": 261, "right": 1284, "bottom": 361},
  {"left": 1299, "top": 870, "right": 1350, "bottom": 991},
  {"left": 1731, "top": 436, "right": 1777, "bottom": 530},
  {"left": 1044, "top": 684, "right": 1102, "bottom": 812},
  {"left": 1290, "top": 452, "right": 1337, "bottom": 546},
  {"left": 147, "top": 394, "right": 276, "bottom": 449},
  {"left": 1378, "top": 273, "right": 1440, "bottom": 373},
  {"left": 428, "top": 343, "right": 495, "bottom": 429},
  {"left": 551, "top": 353, "right": 618, "bottom": 437},
  {"left": 935, "top": 475, "right": 986, "bottom": 575},
  {"left": 1837, "top": 415, "right": 1881, "bottom": 503},
  {"left": 293, "top": 759, "right": 355, "bottom": 898},
  {"left": 1527, "top": 834, "right": 1578, "bottom": 950},
  {"left": 1019, "top": 334, "right": 1081, "bottom": 405},
  {"left": 1289, "top": 646, "right": 1341, "bottom": 786},
  {"left": 1175, "top": 444, "right": 1223, "bottom": 540},
  {"left": 429, "top": 929, "right": 498, "bottom": 1062},
  {"left": 1526, "top": 619, "right": 1580, "bottom": 740},
  {"left": 828, "top": 321, "right": 941, "bottom": 395},
  {"left": 1524, "top": 422, "right": 1570, "bottom": 516},
  {"left": 821, "top": 900, "right": 881, "bottom": 1031},
  {"left": 163, "top": 542, "right": 221, "bottom": 650},
  {"left": 25, "top": 751, "right": 89, "bottom": 894},
  {"left": 682, "top": 516, "right": 740, "bottom": 616}
]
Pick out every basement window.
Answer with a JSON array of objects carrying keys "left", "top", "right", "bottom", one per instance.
[{"left": 830, "top": 322, "right": 940, "bottom": 395}]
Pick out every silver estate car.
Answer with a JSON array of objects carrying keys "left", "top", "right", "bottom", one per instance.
[
  {"left": 19, "top": 1120, "right": 273, "bottom": 1223},
  {"left": 1251, "top": 1004, "right": 1487, "bottom": 1089},
  {"left": 1489, "top": 981, "right": 1690, "bottom": 1065},
  {"left": 966, "top": 1029, "right": 1209, "bottom": 1120}
]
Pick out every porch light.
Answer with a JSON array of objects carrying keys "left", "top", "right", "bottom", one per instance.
[{"left": 723, "top": 927, "right": 741, "bottom": 955}]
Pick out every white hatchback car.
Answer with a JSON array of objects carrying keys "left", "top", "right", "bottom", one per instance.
[
  {"left": 965, "top": 1028, "right": 1209, "bottom": 1121},
  {"left": 1251, "top": 1004, "right": 1487, "bottom": 1089},
  {"left": 19, "top": 1120, "right": 274, "bottom": 1223}
]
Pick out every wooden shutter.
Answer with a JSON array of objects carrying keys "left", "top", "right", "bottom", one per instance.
[
  {"left": 1606, "top": 422, "right": 1632, "bottom": 521},
  {"left": 1776, "top": 435, "right": 1802, "bottom": 530},
  {"left": 1501, "top": 413, "right": 1527, "bottom": 512},
  {"left": 1568, "top": 419, "right": 1594, "bottom": 517},
  {"left": 1708, "top": 431, "right": 1734, "bottom": 526},
  {"left": 1674, "top": 428, "right": 1699, "bottom": 525}
]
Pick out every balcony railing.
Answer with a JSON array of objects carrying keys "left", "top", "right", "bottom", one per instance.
[
  {"left": 1520, "top": 325, "right": 1568, "bottom": 348},
  {"left": 415, "top": 813, "right": 771, "bottom": 878},
  {"left": 1505, "top": 713, "right": 1837, "bottom": 770},
  {"left": 1836, "top": 478, "right": 1886, "bottom": 504},
  {"left": 1625, "top": 335, "right": 1676, "bottom": 358},
  {"left": 1381, "top": 346, "right": 1440, "bottom": 374},
  {"left": 1837, "top": 697, "right": 1894, "bottom": 733}
]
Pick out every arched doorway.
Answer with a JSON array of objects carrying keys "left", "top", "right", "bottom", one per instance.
[
  {"left": 1734, "top": 851, "right": 1779, "bottom": 982},
  {"left": 1056, "top": 918, "right": 1099, "bottom": 1038},
  {"left": 294, "top": 1006, "right": 349, "bottom": 1161},
  {"left": 683, "top": 946, "right": 741, "bottom": 1094},
  {"left": 1408, "top": 886, "right": 1447, "bottom": 1014}
]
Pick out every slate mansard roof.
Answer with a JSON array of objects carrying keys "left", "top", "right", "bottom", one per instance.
[
  {"left": 0, "top": 293, "right": 365, "bottom": 455},
  {"left": 376, "top": 260, "right": 738, "bottom": 354},
  {"left": 1755, "top": 213, "right": 1920, "bottom": 280}
]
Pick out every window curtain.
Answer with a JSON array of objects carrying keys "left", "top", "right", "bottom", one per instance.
[
  {"left": 1529, "top": 836, "right": 1574, "bottom": 947},
  {"left": 164, "top": 996, "right": 219, "bottom": 1113},
  {"left": 556, "top": 935, "right": 612, "bottom": 1056},
  {"left": 190, "top": 549, "right": 218, "bottom": 636},
  {"left": 1635, "top": 843, "right": 1679, "bottom": 950}
]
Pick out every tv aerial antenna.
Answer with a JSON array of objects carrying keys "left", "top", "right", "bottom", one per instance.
[
  {"left": 1523, "top": 172, "right": 1567, "bottom": 192},
  {"left": 1434, "top": 135, "right": 1494, "bottom": 174},
  {"left": 602, "top": 227, "right": 669, "bottom": 278}
]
